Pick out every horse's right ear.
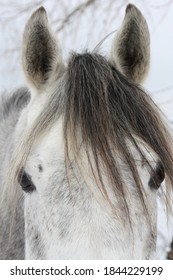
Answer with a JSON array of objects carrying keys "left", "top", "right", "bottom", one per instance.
[{"left": 22, "top": 7, "right": 63, "bottom": 90}]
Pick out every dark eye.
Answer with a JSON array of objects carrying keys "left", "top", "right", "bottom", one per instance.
[
  {"left": 18, "top": 170, "right": 36, "bottom": 193},
  {"left": 148, "top": 162, "right": 165, "bottom": 190}
]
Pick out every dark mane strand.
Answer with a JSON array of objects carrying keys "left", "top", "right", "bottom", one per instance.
[{"left": 64, "top": 52, "right": 173, "bottom": 217}]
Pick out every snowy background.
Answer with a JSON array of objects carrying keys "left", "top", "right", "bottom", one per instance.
[{"left": 0, "top": 0, "right": 173, "bottom": 259}]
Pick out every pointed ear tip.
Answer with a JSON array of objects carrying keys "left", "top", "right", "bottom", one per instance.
[
  {"left": 37, "top": 6, "right": 47, "bottom": 14},
  {"left": 126, "top": 3, "right": 139, "bottom": 14},
  {"left": 30, "top": 6, "right": 47, "bottom": 20}
]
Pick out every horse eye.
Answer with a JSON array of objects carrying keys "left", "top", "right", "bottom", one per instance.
[
  {"left": 148, "top": 162, "right": 165, "bottom": 190},
  {"left": 18, "top": 170, "right": 36, "bottom": 193}
]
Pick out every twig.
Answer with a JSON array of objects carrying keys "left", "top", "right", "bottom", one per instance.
[
  {"left": 152, "top": 84, "right": 173, "bottom": 95},
  {"left": 56, "top": 0, "right": 97, "bottom": 33},
  {"left": 151, "top": 0, "right": 173, "bottom": 9}
]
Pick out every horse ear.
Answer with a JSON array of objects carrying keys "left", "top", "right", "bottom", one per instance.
[
  {"left": 22, "top": 7, "right": 63, "bottom": 89},
  {"left": 110, "top": 4, "right": 150, "bottom": 84}
]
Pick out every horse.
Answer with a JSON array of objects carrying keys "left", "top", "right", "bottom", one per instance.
[{"left": 0, "top": 4, "right": 173, "bottom": 260}]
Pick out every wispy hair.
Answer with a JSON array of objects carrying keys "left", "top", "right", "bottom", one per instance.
[{"left": 6, "top": 52, "right": 173, "bottom": 218}]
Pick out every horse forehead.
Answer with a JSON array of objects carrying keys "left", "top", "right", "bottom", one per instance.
[
  {"left": 30, "top": 118, "right": 64, "bottom": 164},
  {"left": 29, "top": 128, "right": 156, "bottom": 177},
  {"left": 26, "top": 91, "right": 48, "bottom": 127},
  {"left": 27, "top": 70, "right": 66, "bottom": 120}
]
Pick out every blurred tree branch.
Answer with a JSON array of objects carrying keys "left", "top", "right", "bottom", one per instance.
[{"left": 56, "top": 0, "right": 97, "bottom": 33}]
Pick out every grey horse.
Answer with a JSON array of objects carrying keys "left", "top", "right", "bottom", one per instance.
[{"left": 0, "top": 4, "right": 173, "bottom": 259}]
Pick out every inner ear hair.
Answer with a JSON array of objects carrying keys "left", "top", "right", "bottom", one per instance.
[
  {"left": 22, "top": 7, "right": 63, "bottom": 89},
  {"left": 111, "top": 4, "right": 150, "bottom": 84}
]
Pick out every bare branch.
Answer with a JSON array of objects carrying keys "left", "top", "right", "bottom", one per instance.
[
  {"left": 152, "top": 84, "right": 173, "bottom": 95},
  {"left": 56, "top": 0, "right": 97, "bottom": 33},
  {"left": 151, "top": 0, "right": 173, "bottom": 9}
]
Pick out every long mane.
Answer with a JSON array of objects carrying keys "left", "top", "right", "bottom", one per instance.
[
  {"left": 7, "top": 52, "right": 173, "bottom": 218},
  {"left": 64, "top": 52, "right": 173, "bottom": 209}
]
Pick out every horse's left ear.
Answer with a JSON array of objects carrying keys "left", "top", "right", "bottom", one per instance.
[
  {"left": 22, "top": 7, "right": 63, "bottom": 90},
  {"left": 111, "top": 4, "right": 150, "bottom": 84}
]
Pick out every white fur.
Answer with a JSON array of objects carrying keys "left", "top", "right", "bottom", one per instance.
[{"left": 20, "top": 100, "right": 157, "bottom": 259}]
